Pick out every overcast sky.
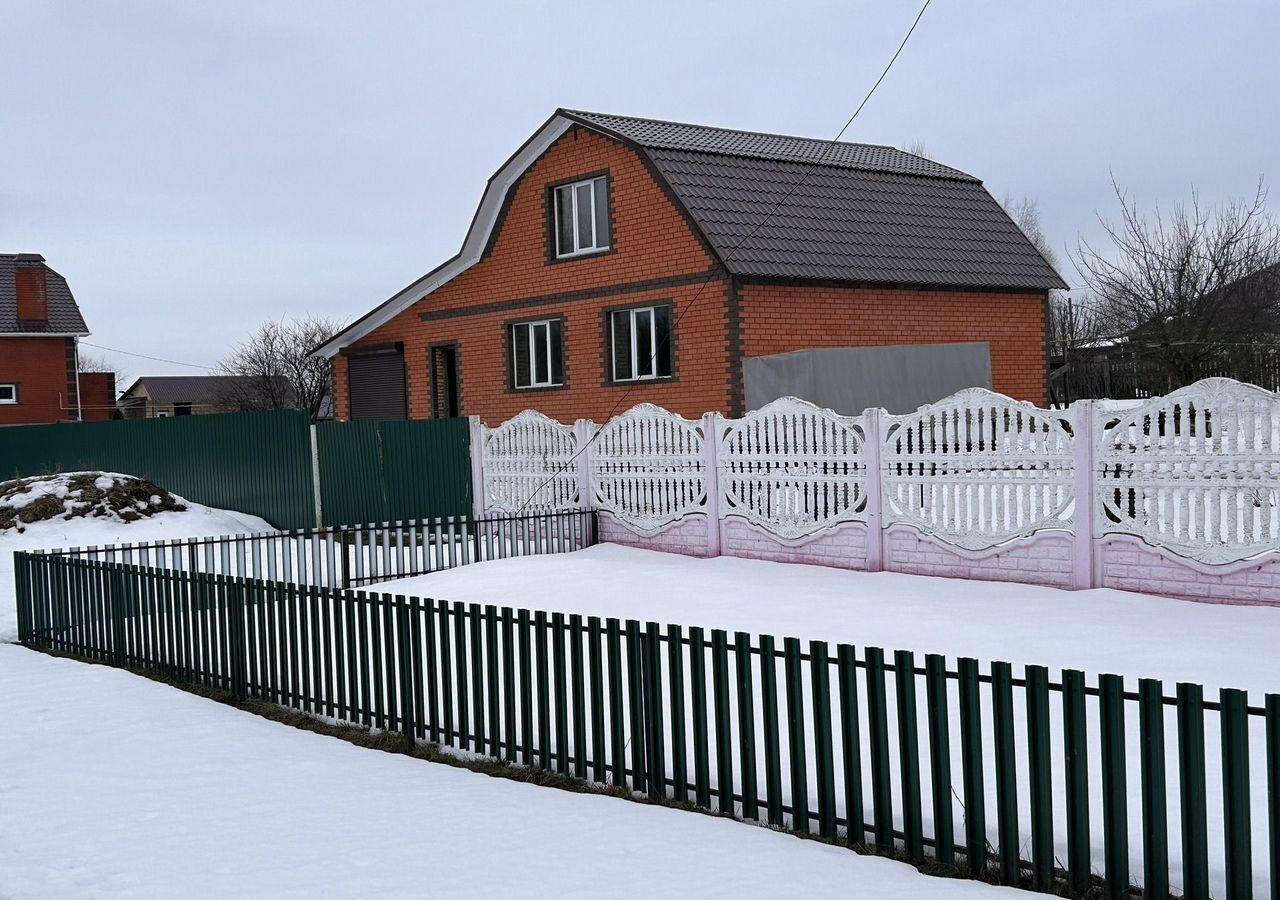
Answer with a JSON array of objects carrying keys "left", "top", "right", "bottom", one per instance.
[{"left": 3, "top": 1, "right": 1277, "bottom": 381}]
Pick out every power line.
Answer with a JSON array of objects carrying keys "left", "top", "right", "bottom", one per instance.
[
  {"left": 516, "top": 0, "right": 934, "bottom": 513},
  {"left": 79, "top": 340, "right": 215, "bottom": 371}
]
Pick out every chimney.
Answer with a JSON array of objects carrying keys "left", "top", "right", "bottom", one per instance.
[{"left": 14, "top": 253, "right": 48, "bottom": 325}]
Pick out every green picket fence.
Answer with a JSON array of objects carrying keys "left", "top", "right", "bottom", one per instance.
[
  {"left": 0, "top": 411, "right": 473, "bottom": 530},
  {"left": 13, "top": 525, "right": 1278, "bottom": 900}
]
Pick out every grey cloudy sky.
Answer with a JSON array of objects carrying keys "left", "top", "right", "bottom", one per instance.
[{"left": 3, "top": 1, "right": 1277, "bottom": 380}]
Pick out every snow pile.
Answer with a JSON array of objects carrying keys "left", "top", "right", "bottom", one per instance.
[
  {"left": 0, "top": 480, "right": 272, "bottom": 643},
  {"left": 0, "top": 472, "right": 187, "bottom": 532}
]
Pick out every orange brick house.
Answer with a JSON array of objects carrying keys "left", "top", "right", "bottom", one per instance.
[
  {"left": 0, "top": 253, "right": 113, "bottom": 425},
  {"left": 315, "top": 110, "right": 1065, "bottom": 424}
]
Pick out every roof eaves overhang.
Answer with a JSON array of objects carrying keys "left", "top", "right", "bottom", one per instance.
[
  {"left": 0, "top": 330, "right": 90, "bottom": 338},
  {"left": 311, "top": 113, "right": 576, "bottom": 359}
]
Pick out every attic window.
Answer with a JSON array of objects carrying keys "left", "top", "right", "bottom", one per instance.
[{"left": 553, "top": 175, "right": 610, "bottom": 258}]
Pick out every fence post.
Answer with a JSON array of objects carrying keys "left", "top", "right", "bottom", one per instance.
[
  {"left": 702, "top": 412, "right": 721, "bottom": 557},
  {"left": 1071, "top": 399, "right": 1097, "bottom": 590},
  {"left": 14, "top": 552, "right": 30, "bottom": 645},
  {"left": 862, "top": 408, "right": 885, "bottom": 572},
  {"left": 573, "top": 419, "right": 593, "bottom": 512},
  {"left": 469, "top": 416, "right": 486, "bottom": 519},
  {"left": 109, "top": 567, "right": 127, "bottom": 667},
  {"left": 309, "top": 422, "right": 324, "bottom": 528}
]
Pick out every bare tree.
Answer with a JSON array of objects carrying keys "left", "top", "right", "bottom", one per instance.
[
  {"left": 902, "top": 139, "right": 933, "bottom": 160},
  {"left": 1074, "top": 178, "right": 1280, "bottom": 386},
  {"left": 996, "top": 193, "right": 1101, "bottom": 349},
  {"left": 217, "top": 316, "right": 344, "bottom": 421}
]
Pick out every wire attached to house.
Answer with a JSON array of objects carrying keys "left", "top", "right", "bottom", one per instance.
[
  {"left": 78, "top": 340, "right": 215, "bottom": 371},
  {"left": 515, "top": 0, "right": 934, "bottom": 513}
]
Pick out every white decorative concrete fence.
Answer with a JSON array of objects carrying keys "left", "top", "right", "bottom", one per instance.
[{"left": 473, "top": 378, "right": 1280, "bottom": 606}]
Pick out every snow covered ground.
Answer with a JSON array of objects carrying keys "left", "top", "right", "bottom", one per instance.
[
  {"left": 0, "top": 644, "right": 1016, "bottom": 900},
  {"left": 377, "top": 543, "right": 1279, "bottom": 695},
  {"left": 0, "top": 480, "right": 271, "bottom": 642}
]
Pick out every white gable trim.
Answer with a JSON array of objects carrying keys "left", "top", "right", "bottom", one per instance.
[{"left": 313, "top": 115, "right": 575, "bottom": 358}]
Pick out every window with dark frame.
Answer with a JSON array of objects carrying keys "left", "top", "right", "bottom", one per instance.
[
  {"left": 609, "top": 305, "right": 672, "bottom": 382},
  {"left": 553, "top": 175, "right": 609, "bottom": 258},
  {"left": 510, "top": 318, "right": 564, "bottom": 389},
  {"left": 0, "top": 383, "right": 17, "bottom": 404}
]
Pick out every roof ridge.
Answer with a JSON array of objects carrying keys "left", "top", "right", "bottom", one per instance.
[
  {"left": 560, "top": 109, "right": 977, "bottom": 182},
  {"left": 560, "top": 108, "right": 899, "bottom": 153}
]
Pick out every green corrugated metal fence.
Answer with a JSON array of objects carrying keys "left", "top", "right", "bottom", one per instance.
[
  {"left": 0, "top": 412, "right": 473, "bottom": 530},
  {"left": 0, "top": 410, "right": 316, "bottom": 529},
  {"left": 316, "top": 418, "right": 472, "bottom": 527}
]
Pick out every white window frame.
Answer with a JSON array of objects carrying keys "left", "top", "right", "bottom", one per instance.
[
  {"left": 511, "top": 319, "right": 563, "bottom": 390},
  {"left": 553, "top": 176, "right": 609, "bottom": 258},
  {"left": 610, "top": 306, "right": 671, "bottom": 382},
  {"left": 0, "top": 383, "right": 17, "bottom": 404}
]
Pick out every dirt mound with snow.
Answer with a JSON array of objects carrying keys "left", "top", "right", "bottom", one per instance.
[{"left": 0, "top": 473, "right": 188, "bottom": 533}]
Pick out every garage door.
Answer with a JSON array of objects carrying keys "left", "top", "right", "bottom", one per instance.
[{"left": 347, "top": 349, "right": 407, "bottom": 420}]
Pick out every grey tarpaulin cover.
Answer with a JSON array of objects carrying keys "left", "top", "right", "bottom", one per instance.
[{"left": 743, "top": 343, "right": 993, "bottom": 415}]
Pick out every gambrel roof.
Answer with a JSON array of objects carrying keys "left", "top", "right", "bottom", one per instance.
[{"left": 315, "top": 110, "right": 1065, "bottom": 357}]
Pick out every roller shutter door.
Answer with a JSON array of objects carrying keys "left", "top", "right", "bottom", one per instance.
[{"left": 348, "top": 349, "right": 407, "bottom": 420}]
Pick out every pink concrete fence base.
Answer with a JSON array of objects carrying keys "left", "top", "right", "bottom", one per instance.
[
  {"left": 1098, "top": 535, "right": 1280, "bottom": 606},
  {"left": 593, "top": 512, "right": 1280, "bottom": 607},
  {"left": 597, "top": 512, "right": 709, "bottom": 558}
]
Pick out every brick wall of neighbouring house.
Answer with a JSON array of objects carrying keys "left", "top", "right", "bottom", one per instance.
[
  {"left": 78, "top": 371, "right": 116, "bottom": 422},
  {"left": 0, "top": 336, "right": 79, "bottom": 425},
  {"left": 336, "top": 125, "right": 732, "bottom": 425},
  {"left": 737, "top": 283, "right": 1049, "bottom": 405}
]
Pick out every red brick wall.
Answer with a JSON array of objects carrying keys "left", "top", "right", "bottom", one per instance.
[
  {"left": 78, "top": 371, "right": 117, "bottom": 422},
  {"left": 0, "top": 337, "right": 79, "bottom": 425},
  {"left": 336, "top": 126, "right": 731, "bottom": 425},
  {"left": 738, "top": 283, "right": 1048, "bottom": 404}
]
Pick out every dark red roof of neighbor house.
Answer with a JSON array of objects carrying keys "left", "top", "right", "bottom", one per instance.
[{"left": 0, "top": 253, "right": 89, "bottom": 335}]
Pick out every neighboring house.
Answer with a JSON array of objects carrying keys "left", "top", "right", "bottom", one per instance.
[
  {"left": 1050, "top": 263, "right": 1280, "bottom": 402},
  {"left": 314, "top": 110, "right": 1065, "bottom": 423},
  {"left": 118, "top": 375, "right": 271, "bottom": 418},
  {"left": 0, "top": 252, "right": 114, "bottom": 425}
]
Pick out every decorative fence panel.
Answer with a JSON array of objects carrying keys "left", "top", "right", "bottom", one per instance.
[
  {"left": 14, "top": 542, "right": 1277, "bottom": 899},
  {"left": 1096, "top": 378, "right": 1280, "bottom": 564},
  {"left": 473, "top": 378, "right": 1280, "bottom": 604},
  {"left": 881, "top": 389, "right": 1075, "bottom": 550},
  {"left": 588, "top": 404, "right": 706, "bottom": 532},
  {"left": 717, "top": 397, "right": 866, "bottom": 539},
  {"left": 480, "top": 410, "right": 579, "bottom": 514}
]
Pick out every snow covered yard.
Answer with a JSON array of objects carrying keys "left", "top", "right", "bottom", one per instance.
[
  {"left": 0, "top": 473, "right": 272, "bottom": 642},
  {"left": 377, "top": 543, "right": 1280, "bottom": 695},
  {"left": 374, "top": 544, "right": 1279, "bottom": 897},
  {"left": 0, "top": 644, "right": 1015, "bottom": 900}
]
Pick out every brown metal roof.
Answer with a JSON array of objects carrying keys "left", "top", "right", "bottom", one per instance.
[
  {"left": 562, "top": 110, "right": 1067, "bottom": 291},
  {"left": 0, "top": 254, "right": 90, "bottom": 334}
]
